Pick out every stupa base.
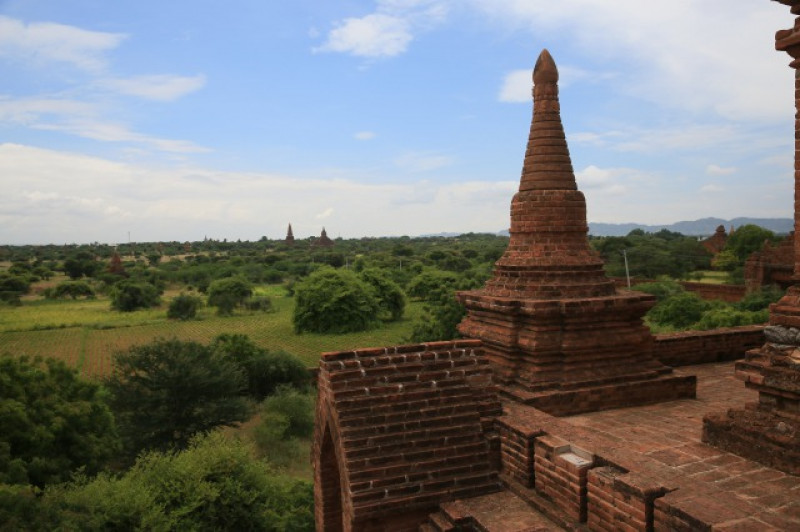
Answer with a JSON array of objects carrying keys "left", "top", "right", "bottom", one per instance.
[{"left": 500, "top": 373, "right": 697, "bottom": 417}]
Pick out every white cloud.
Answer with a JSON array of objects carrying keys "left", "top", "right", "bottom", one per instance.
[
  {"left": 0, "top": 15, "right": 125, "bottom": 71},
  {"left": 354, "top": 131, "right": 376, "bottom": 140},
  {"left": 315, "top": 0, "right": 448, "bottom": 58},
  {"left": 467, "top": 0, "right": 791, "bottom": 121},
  {"left": 97, "top": 74, "right": 207, "bottom": 101},
  {"left": 316, "top": 207, "right": 334, "bottom": 219},
  {"left": 706, "top": 164, "right": 736, "bottom": 176},
  {"left": 394, "top": 151, "right": 453, "bottom": 171},
  {"left": 315, "top": 14, "right": 412, "bottom": 57}
]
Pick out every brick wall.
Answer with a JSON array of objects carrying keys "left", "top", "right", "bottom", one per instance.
[
  {"left": 612, "top": 278, "right": 747, "bottom": 302},
  {"left": 653, "top": 325, "right": 764, "bottom": 367},
  {"left": 533, "top": 435, "right": 593, "bottom": 523}
]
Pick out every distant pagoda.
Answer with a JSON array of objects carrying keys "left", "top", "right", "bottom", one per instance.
[
  {"left": 314, "top": 227, "right": 334, "bottom": 247},
  {"left": 457, "top": 50, "right": 695, "bottom": 416},
  {"left": 285, "top": 223, "right": 295, "bottom": 246}
]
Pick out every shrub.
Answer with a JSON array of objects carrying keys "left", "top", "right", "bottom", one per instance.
[
  {"left": 735, "top": 286, "right": 784, "bottom": 312},
  {"left": 207, "top": 276, "right": 253, "bottom": 316},
  {"left": 106, "top": 338, "right": 250, "bottom": 458},
  {"left": 50, "top": 281, "right": 95, "bottom": 300},
  {"left": 693, "top": 307, "right": 769, "bottom": 330},
  {"left": 42, "top": 432, "right": 314, "bottom": 531},
  {"left": 648, "top": 291, "right": 708, "bottom": 330},
  {"left": 0, "top": 355, "right": 120, "bottom": 488},
  {"left": 167, "top": 293, "right": 203, "bottom": 320},
  {"left": 110, "top": 280, "right": 160, "bottom": 312},
  {"left": 410, "top": 286, "right": 466, "bottom": 342},
  {"left": 244, "top": 295, "right": 274, "bottom": 312},
  {"left": 210, "top": 334, "right": 309, "bottom": 401},
  {"left": 359, "top": 268, "right": 406, "bottom": 321},
  {"left": 631, "top": 280, "right": 684, "bottom": 302},
  {"left": 293, "top": 268, "right": 380, "bottom": 334},
  {"left": 406, "top": 270, "right": 458, "bottom": 300}
]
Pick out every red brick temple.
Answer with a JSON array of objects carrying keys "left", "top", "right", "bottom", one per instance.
[
  {"left": 703, "top": 0, "right": 800, "bottom": 476},
  {"left": 701, "top": 224, "right": 728, "bottom": 255},
  {"left": 313, "top": 33, "right": 800, "bottom": 532},
  {"left": 456, "top": 50, "right": 694, "bottom": 416},
  {"left": 315, "top": 227, "right": 334, "bottom": 247}
]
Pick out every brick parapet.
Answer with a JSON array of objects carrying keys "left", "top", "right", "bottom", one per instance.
[
  {"left": 653, "top": 325, "right": 765, "bottom": 367},
  {"left": 312, "top": 340, "right": 503, "bottom": 530}
]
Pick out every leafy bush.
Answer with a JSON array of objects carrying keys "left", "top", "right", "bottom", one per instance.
[
  {"left": 648, "top": 291, "right": 708, "bottom": 330},
  {"left": 630, "top": 280, "right": 684, "bottom": 302},
  {"left": 735, "top": 286, "right": 784, "bottom": 312},
  {"left": 48, "top": 281, "right": 95, "bottom": 300},
  {"left": 167, "top": 293, "right": 203, "bottom": 320},
  {"left": 293, "top": 267, "right": 380, "bottom": 334},
  {"left": 406, "top": 270, "right": 459, "bottom": 300},
  {"left": 410, "top": 286, "right": 466, "bottom": 342},
  {"left": 210, "top": 334, "right": 309, "bottom": 401},
  {"left": 0, "top": 274, "right": 30, "bottom": 303},
  {"left": 693, "top": 307, "right": 769, "bottom": 330},
  {"left": 261, "top": 386, "right": 315, "bottom": 439},
  {"left": 41, "top": 432, "right": 314, "bottom": 531},
  {"left": 253, "top": 387, "right": 315, "bottom": 468},
  {"left": 244, "top": 295, "right": 274, "bottom": 312},
  {"left": 106, "top": 338, "right": 251, "bottom": 458},
  {"left": 207, "top": 276, "right": 253, "bottom": 316},
  {"left": 359, "top": 268, "right": 406, "bottom": 321},
  {"left": 110, "top": 280, "right": 160, "bottom": 312},
  {"left": 0, "top": 355, "right": 120, "bottom": 488}
]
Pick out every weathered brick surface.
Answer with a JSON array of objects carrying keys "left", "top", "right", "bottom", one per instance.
[
  {"left": 456, "top": 50, "right": 695, "bottom": 416},
  {"left": 702, "top": 3, "right": 800, "bottom": 479},
  {"left": 653, "top": 326, "right": 764, "bottom": 367},
  {"left": 312, "top": 340, "right": 503, "bottom": 530},
  {"left": 700, "top": 225, "right": 728, "bottom": 255}
]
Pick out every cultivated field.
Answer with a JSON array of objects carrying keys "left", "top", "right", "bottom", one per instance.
[{"left": 0, "top": 284, "right": 424, "bottom": 378}]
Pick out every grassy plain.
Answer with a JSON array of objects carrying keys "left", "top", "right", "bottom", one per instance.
[{"left": 0, "top": 283, "right": 423, "bottom": 378}]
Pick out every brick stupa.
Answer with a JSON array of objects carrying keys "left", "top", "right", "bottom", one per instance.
[
  {"left": 285, "top": 223, "right": 295, "bottom": 245},
  {"left": 703, "top": 0, "right": 800, "bottom": 475},
  {"left": 457, "top": 50, "right": 696, "bottom": 416}
]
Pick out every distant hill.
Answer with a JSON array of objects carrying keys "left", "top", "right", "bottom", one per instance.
[{"left": 585, "top": 217, "right": 793, "bottom": 237}]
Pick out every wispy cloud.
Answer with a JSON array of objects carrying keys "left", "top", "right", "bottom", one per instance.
[
  {"left": 499, "top": 65, "right": 597, "bottom": 103},
  {"left": 97, "top": 74, "right": 207, "bottom": 102},
  {"left": 314, "top": 0, "right": 448, "bottom": 59},
  {"left": 354, "top": 131, "right": 376, "bottom": 140},
  {"left": 394, "top": 151, "right": 453, "bottom": 172},
  {"left": 706, "top": 164, "right": 736, "bottom": 176},
  {"left": 0, "top": 15, "right": 125, "bottom": 72},
  {"left": 468, "top": 0, "right": 790, "bottom": 121}
]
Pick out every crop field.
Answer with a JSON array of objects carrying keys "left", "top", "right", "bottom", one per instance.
[{"left": 0, "top": 285, "right": 424, "bottom": 378}]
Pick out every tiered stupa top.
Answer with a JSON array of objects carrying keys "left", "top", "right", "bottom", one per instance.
[{"left": 482, "top": 50, "right": 615, "bottom": 299}]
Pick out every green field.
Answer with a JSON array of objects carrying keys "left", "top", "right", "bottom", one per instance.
[{"left": 0, "top": 284, "right": 424, "bottom": 378}]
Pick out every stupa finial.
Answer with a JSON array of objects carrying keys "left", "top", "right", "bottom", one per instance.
[{"left": 533, "top": 48, "right": 558, "bottom": 84}]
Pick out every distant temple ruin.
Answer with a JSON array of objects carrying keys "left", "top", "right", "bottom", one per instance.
[
  {"left": 701, "top": 224, "right": 729, "bottom": 255},
  {"left": 285, "top": 223, "right": 295, "bottom": 245},
  {"left": 314, "top": 227, "right": 334, "bottom": 247}
]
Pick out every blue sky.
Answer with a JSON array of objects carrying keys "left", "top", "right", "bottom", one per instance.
[{"left": 0, "top": 0, "right": 795, "bottom": 244}]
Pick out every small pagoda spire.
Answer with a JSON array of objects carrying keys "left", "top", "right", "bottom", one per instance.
[
  {"left": 520, "top": 49, "right": 577, "bottom": 192},
  {"left": 285, "top": 223, "right": 295, "bottom": 245}
]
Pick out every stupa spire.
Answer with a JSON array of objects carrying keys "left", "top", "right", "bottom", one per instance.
[{"left": 520, "top": 49, "right": 576, "bottom": 192}]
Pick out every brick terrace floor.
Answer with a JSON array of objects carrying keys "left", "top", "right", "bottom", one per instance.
[{"left": 564, "top": 361, "right": 800, "bottom": 529}]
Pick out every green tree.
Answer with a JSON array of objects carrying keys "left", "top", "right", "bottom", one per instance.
[
  {"left": 406, "top": 270, "right": 459, "bottom": 300},
  {"left": 105, "top": 338, "right": 251, "bottom": 458},
  {"left": 166, "top": 293, "right": 203, "bottom": 320},
  {"left": 293, "top": 268, "right": 380, "bottom": 334},
  {"left": 210, "top": 334, "right": 309, "bottom": 401},
  {"left": 648, "top": 291, "right": 708, "bottom": 330},
  {"left": 41, "top": 432, "right": 314, "bottom": 531},
  {"left": 359, "top": 268, "right": 406, "bottom": 321},
  {"left": 410, "top": 286, "right": 466, "bottom": 342},
  {"left": 49, "top": 281, "right": 95, "bottom": 300},
  {"left": 0, "top": 355, "right": 120, "bottom": 488},
  {"left": 207, "top": 276, "right": 253, "bottom": 316},
  {"left": 725, "top": 224, "right": 779, "bottom": 260},
  {"left": 110, "top": 280, "right": 160, "bottom": 312}
]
